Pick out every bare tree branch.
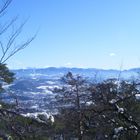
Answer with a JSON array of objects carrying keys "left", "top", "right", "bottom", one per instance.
[
  {"left": 0, "top": 1, "right": 36, "bottom": 64},
  {"left": 1, "top": 35, "right": 36, "bottom": 64},
  {"left": 0, "top": 0, "right": 12, "bottom": 15},
  {"left": 0, "top": 16, "right": 18, "bottom": 36}
]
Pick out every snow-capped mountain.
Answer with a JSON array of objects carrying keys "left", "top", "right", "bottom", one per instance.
[
  {"left": 12, "top": 67, "right": 140, "bottom": 80},
  {"left": 1, "top": 67, "right": 140, "bottom": 114}
]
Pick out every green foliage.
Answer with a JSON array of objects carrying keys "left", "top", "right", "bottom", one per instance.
[
  {"left": 52, "top": 73, "right": 140, "bottom": 140},
  {"left": 0, "top": 63, "right": 14, "bottom": 92}
]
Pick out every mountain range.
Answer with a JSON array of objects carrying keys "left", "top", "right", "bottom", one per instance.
[
  {"left": 12, "top": 67, "right": 140, "bottom": 80},
  {"left": 1, "top": 67, "right": 139, "bottom": 114}
]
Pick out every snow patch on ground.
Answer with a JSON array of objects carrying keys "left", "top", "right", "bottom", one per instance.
[{"left": 22, "top": 112, "right": 54, "bottom": 123}]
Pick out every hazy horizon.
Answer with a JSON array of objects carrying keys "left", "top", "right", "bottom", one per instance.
[{"left": 10, "top": 65, "right": 140, "bottom": 71}]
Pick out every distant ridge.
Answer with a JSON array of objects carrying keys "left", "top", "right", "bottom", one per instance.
[
  {"left": 12, "top": 67, "right": 140, "bottom": 80},
  {"left": 11, "top": 66, "right": 140, "bottom": 71}
]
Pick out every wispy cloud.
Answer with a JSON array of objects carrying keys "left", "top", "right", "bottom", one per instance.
[
  {"left": 65, "top": 62, "right": 72, "bottom": 67},
  {"left": 109, "top": 53, "right": 116, "bottom": 57}
]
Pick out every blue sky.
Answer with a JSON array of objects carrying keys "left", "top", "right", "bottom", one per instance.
[{"left": 3, "top": 0, "right": 140, "bottom": 69}]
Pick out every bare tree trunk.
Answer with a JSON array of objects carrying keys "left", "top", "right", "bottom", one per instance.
[{"left": 75, "top": 84, "right": 83, "bottom": 140}]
